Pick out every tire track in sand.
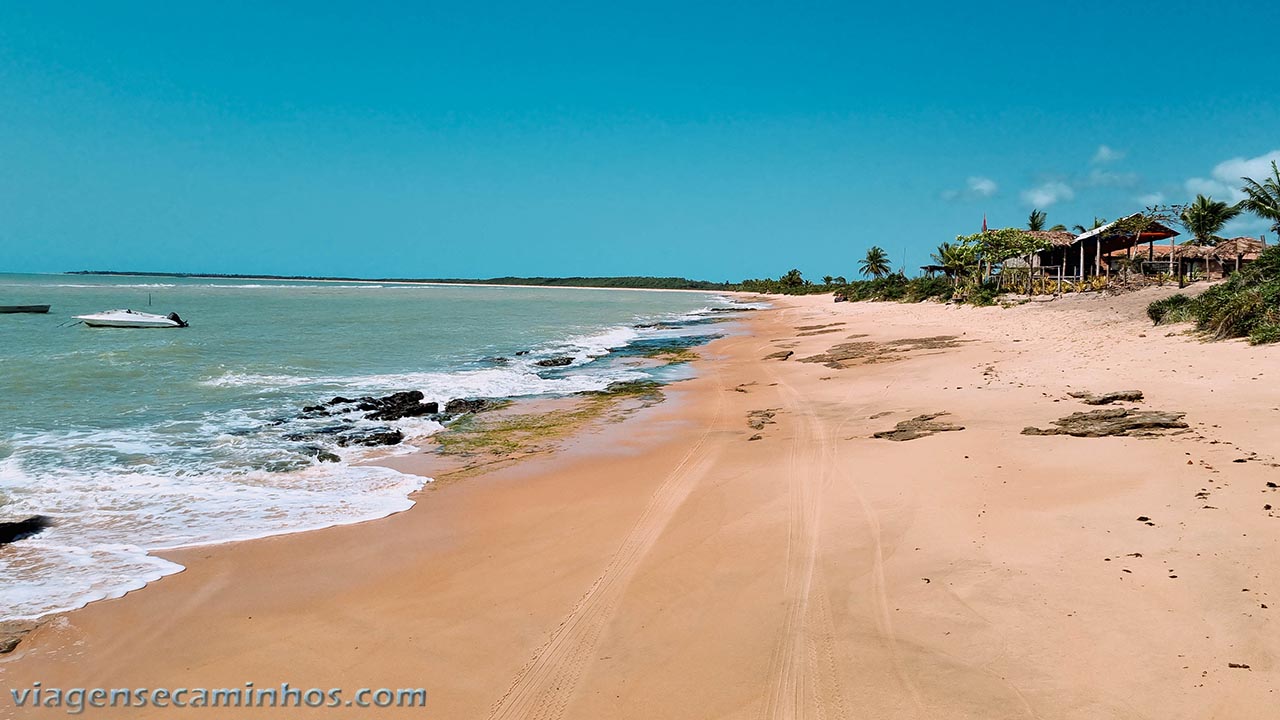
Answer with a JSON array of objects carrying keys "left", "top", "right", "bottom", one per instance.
[
  {"left": 758, "top": 352, "right": 849, "bottom": 720},
  {"left": 486, "top": 342, "right": 733, "bottom": 720}
]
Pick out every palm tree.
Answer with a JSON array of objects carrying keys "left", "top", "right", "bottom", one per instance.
[
  {"left": 1240, "top": 161, "right": 1280, "bottom": 236},
  {"left": 1048, "top": 223, "right": 1068, "bottom": 232},
  {"left": 1028, "top": 209, "right": 1047, "bottom": 231},
  {"left": 859, "top": 247, "right": 891, "bottom": 278},
  {"left": 931, "top": 242, "right": 974, "bottom": 280},
  {"left": 822, "top": 275, "right": 834, "bottom": 285},
  {"left": 1073, "top": 217, "right": 1107, "bottom": 234},
  {"left": 1179, "top": 194, "right": 1242, "bottom": 245}
]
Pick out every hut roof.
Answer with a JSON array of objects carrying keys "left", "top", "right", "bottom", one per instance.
[
  {"left": 1213, "top": 237, "right": 1267, "bottom": 258},
  {"left": 1074, "top": 214, "right": 1180, "bottom": 245},
  {"left": 1105, "top": 243, "right": 1211, "bottom": 259},
  {"left": 1026, "top": 230, "right": 1078, "bottom": 247}
]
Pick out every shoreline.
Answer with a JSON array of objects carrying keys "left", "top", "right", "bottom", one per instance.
[{"left": 4, "top": 289, "right": 1279, "bottom": 718}]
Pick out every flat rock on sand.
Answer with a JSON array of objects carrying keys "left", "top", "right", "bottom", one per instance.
[
  {"left": 873, "top": 412, "right": 965, "bottom": 441},
  {"left": 1068, "top": 390, "right": 1145, "bottom": 405},
  {"left": 1022, "top": 408, "right": 1188, "bottom": 437},
  {"left": 799, "top": 336, "right": 964, "bottom": 369}
]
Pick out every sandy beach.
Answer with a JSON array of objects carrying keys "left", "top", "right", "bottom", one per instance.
[{"left": 4, "top": 288, "right": 1278, "bottom": 719}]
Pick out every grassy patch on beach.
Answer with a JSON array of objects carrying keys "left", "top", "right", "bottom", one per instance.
[
  {"left": 431, "top": 381, "right": 664, "bottom": 478},
  {"left": 1147, "top": 246, "right": 1280, "bottom": 344}
]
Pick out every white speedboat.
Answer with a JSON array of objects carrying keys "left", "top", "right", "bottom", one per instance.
[{"left": 74, "top": 309, "right": 189, "bottom": 328}]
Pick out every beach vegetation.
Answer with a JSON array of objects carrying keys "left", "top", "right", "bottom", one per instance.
[
  {"left": 1238, "top": 161, "right": 1280, "bottom": 235},
  {"left": 1073, "top": 217, "right": 1108, "bottom": 234},
  {"left": 859, "top": 247, "right": 892, "bottom": 278},
  {"left": 1146, "top": 245, "right": 1280, "bottom": 343},
  {"left": 1179, "top": 194, "right": 1242, "bottom": 245}
]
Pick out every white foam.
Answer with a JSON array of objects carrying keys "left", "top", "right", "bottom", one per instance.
[
  {"left": 0, "top": 456, "right": 424, "bottom": 621},
  {"left": 0, "top": 303, "right": 740, "bottom": 622}
]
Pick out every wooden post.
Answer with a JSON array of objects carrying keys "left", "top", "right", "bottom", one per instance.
[
  {"left": 1095, "top": 239, "right": 1101, "bottom": 278},
  {"left": 1079, "top": 241, "right": 1085, "bottom": 281}
]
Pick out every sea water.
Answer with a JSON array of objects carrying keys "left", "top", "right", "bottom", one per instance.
[{"left": 0, "top": 274, "right": 741, "bottom": 621}]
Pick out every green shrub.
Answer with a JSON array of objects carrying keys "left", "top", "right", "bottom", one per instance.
[
  {"left": 1147, "top": 294, "right": 1192, "bottom": 324},
  {"left": 1248, "top": 321, "right": 1280, "bottom": 345},
  {"left": 1151, "top": 246, "right": 1280, "bottom": 343}
]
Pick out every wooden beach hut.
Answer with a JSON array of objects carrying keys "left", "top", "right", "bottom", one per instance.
[
  {"left": 1213, "top": 237, "right": 1268, "bottom": 275},
  {"left": 1106, "top": 236, "right": 1268, "bottom": 279},
  {"left": 1036, "top": 215, "right": 1179, "bottom": 280}
]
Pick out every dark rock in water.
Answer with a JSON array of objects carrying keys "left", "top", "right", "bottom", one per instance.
[
  {"left": 362, "top": 391, "right": 436, "bottom": 421},
  {"left": 1068, "top": 390, "right": 1145, "bottom": 405},
  {"left": 327, "top": 396, "right": 356, "bottom": 406},
  {"left": 0, "top": 516, "right": 51, "bottom": 545},
  {"left": 337, "top": 428, "right": 404, "bottom": 447},
  {"left": 611, "top": 334, "right": 723, "bottom": 359},
  {"left": 1022, "top": 408, "right": 1187, "bottom": 437},
  {"left": 535, "top": 356, "right": 574, "bottom": 368},
  {"left": 481, "top": 356, "right": 510, "bottom": 365},
  {"left": 299, "top": 445, "right": 341, "bottom": 463},
  {"left": 444, "top": 398, "right": 493, "bottom": 415},
  {"left": 709, "top": 306, "right": 756, "bottom": 312},
  {"left": 282, "top": 424, "right": 351, "bottom": 442},
  {"left": 873, "top": 412, "right": 965, "bottom": 441},
  {"left": 515, "top": 350, "right": 530, "bottom": 356}
]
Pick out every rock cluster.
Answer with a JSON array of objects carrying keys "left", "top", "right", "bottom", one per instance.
[
  {"left": 873, "top": 412, "right": 965, "bottom": 441},
  {"left": 1022, "top": 408, "right": 1187, "bottom": 437}
]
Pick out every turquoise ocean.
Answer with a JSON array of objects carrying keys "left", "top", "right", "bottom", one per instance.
[{"left": 0, "top": 274, "right": 743, "bottom": 621}]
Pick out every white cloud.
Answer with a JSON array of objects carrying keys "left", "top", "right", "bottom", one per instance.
[
  {"left": 1136, "top": 191, "right": 1165, "bottom": 205},
  {"left": 1087, "top": 168, "right": 1138, "bottom": 188},
  {"left": 1185, "top": 150, "right": 1280, "bottom": 202},
  {"left": 941, "top": 176, "right": 998, "bottom": 202},
  {"left": 1093, "top": 145, "right": 1124, "bottom": 164},
  {"left": 1184, "top": 177, "right": 1233, "bottom": 199},
  {"left": 1020, "top": 181, "right": 1075, "bottom": 208},
  {"left": 967, "top": 176, "right": 998, "bottom": 197}
]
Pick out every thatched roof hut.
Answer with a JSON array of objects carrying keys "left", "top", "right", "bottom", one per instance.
[
  {"left": 1212, "top": 237, "right": 1267, "bottom": 259},
  {"left": 1034, "top": 214, "right": 1178, "bottom": 279},
  {"left": 1025, "top": 230, "right": 1078, "bottom": 247}
]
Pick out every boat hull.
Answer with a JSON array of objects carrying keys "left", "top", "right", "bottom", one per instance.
[
  {"left": 74, "top": 309, "right": 187, "bottom": 328},
  {"left": 80, "top": 319, "right": 182, "bottom": 328},
  {"left": 0, "top": 305, "right": 51, "bottom": 314}
]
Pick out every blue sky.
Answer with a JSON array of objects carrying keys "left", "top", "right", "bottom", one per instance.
[{"left": 2, "top": 1, "right": 1278, "bottom": 282}]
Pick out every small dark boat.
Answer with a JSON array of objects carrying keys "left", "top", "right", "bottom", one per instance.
[{"left": 0, "top": 304, "right": 51, "bottom": 314}]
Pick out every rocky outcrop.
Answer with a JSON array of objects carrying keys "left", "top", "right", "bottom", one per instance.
[
  {"left": 0, "top": 516, "right": 50, "bottom": 545},
  {"left": 764, "top": 350, "right": 794, "bottom": 361},
  {"left": 535, "top": 357, "right": 574, "bottom": 368},
  {"left": 335, "top": 427, "right": 405, "bottom": 447},
  {"left": 361, "top": 391, "right": 439, "bottom": 421},
  {"left": 873, "top": 412, "right": 965, "bottom": 441},
  {"left": 444, "top": 398, "right": 495, "bottom": 415},
  {"left": 1068, "top": 390, "right": 1145, "bottom": 405},
  {"left": 1022, "top": 408, "right": 1187, "bottom": 437}
]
